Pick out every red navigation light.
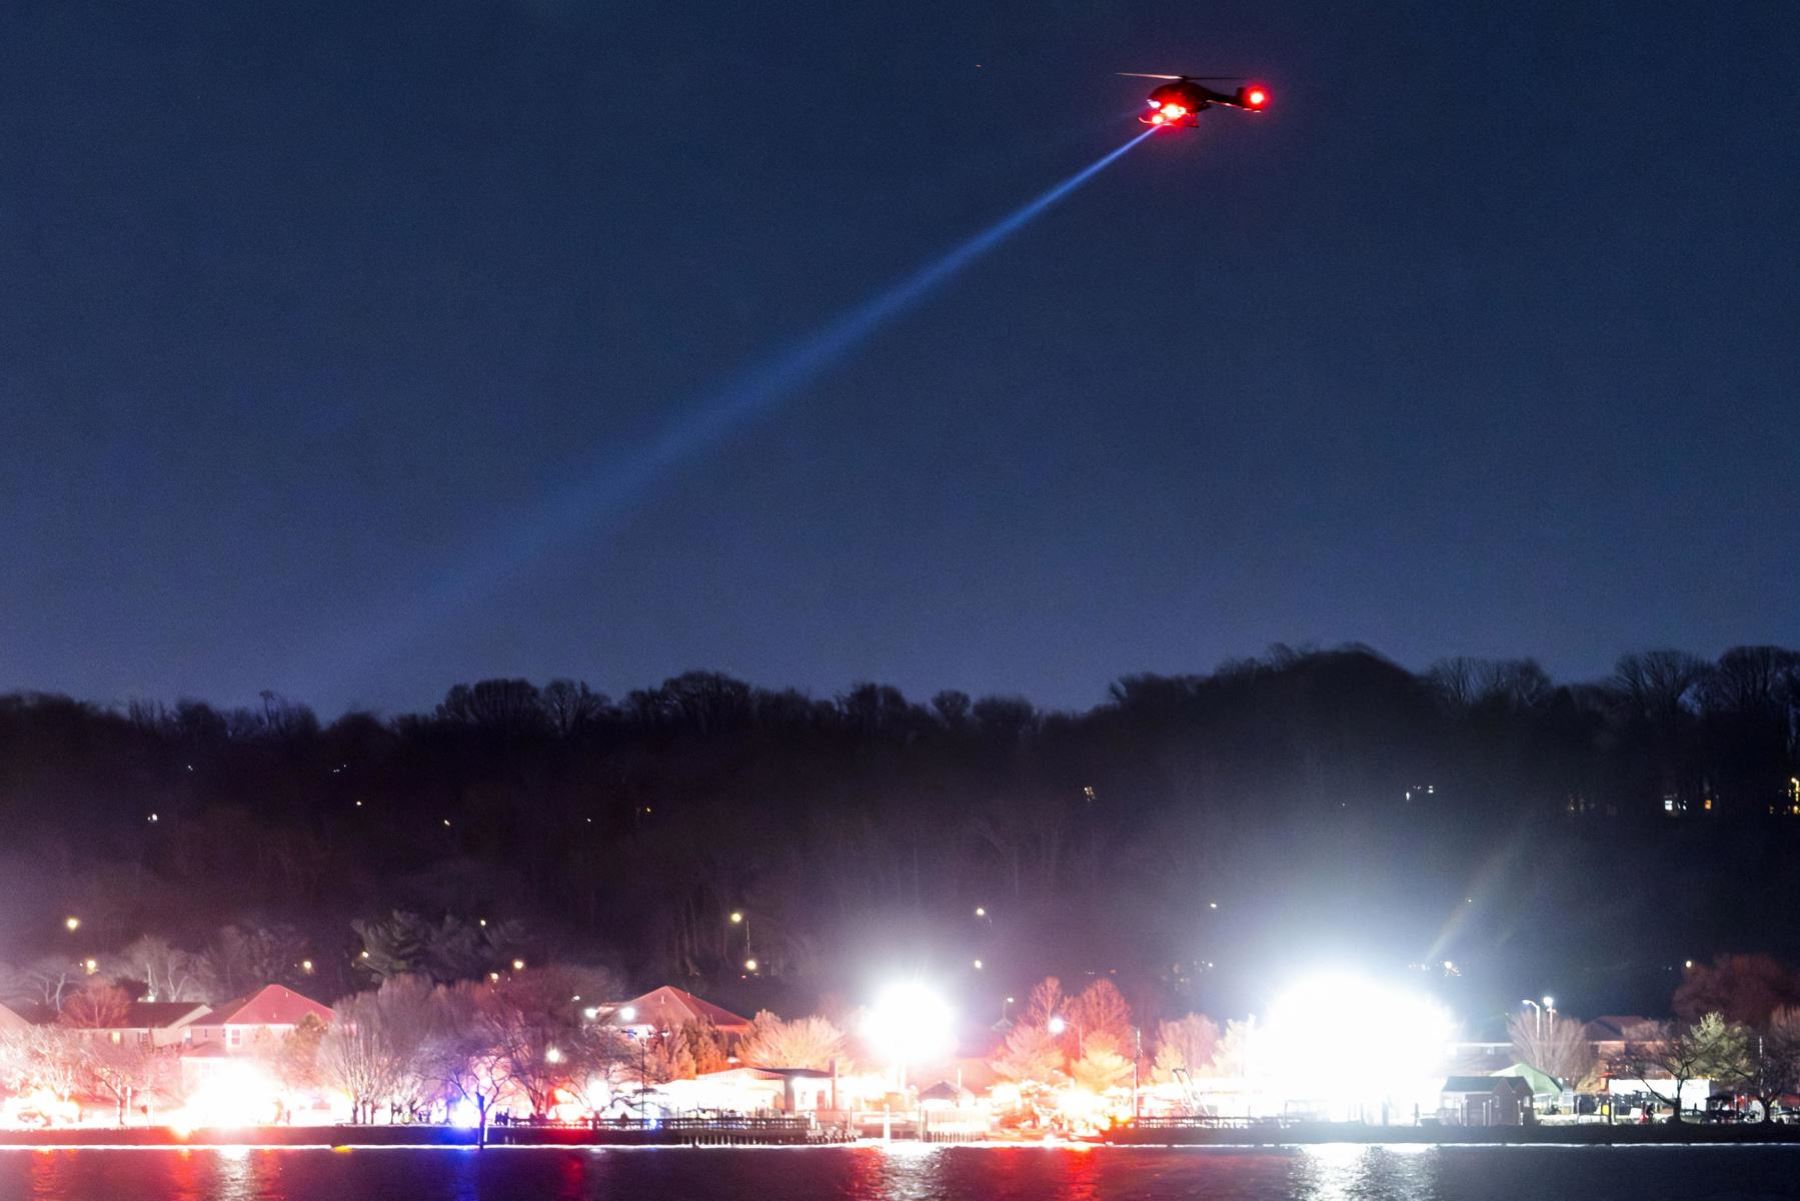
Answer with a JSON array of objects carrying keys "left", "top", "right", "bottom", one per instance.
[
  {"left": 1150, "top": 113, "right": 1166, "bottom": 125},
  {"left": 1245, "top": 88, "right": 1267, "bottom": 108},
  {"left": 1161, "top": 103, "right": 1188, "bottom": 119}
]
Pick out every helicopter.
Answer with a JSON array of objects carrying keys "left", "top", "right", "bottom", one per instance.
[{"left": 1119, "top": 73, "right": 1270, "bottom": 128}]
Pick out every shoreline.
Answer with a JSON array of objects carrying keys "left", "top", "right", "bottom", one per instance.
[{"left": 2, "top": 1124, "right": 1800, "bottom": 1150}]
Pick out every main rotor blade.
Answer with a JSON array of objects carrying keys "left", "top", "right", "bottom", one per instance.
[{"left": 1116, "top": 72, "right": 1246, "bottom": 80}]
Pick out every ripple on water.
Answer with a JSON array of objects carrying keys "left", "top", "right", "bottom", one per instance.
[{"left": 1, "top": 1142, "right": 1797, "bottom": 1201}]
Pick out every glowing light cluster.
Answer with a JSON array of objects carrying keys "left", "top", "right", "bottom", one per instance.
[
  {"left": 862, "top": 981, "right": 955, "bottom": 1070},
  {"left": 1256, "top": 973, "right": 1453, "bottom": 1120},
  {"left": 172, "top": 1061, "right": 283, "bottom": 1130}
]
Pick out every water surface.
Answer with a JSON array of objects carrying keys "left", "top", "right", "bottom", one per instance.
[{"left": 2, "top": 1143, "right": 1797, "bottom": 1200}]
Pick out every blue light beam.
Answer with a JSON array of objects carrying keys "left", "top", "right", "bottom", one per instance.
[
  {"left": 298, "top": 130, "right": 1155, "bottom": 695},
  {"left": 540, "top": 128, "right": 1156, "bottom": 546}
]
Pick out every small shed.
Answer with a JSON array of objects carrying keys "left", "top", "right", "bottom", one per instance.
[
  {"left": 1440, "top": 1075, "right": 1533, "bottom": 1126},
  {"left": 918, "top": 1080, "right": 974, "bottom": 1109}
]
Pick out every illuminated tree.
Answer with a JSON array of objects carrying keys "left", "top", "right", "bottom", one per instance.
[
  {"left": 676, "top": 1017, "right": 730, "bottom": 1077},
  {"left": 0, "top": 1027, "right": 83, "bottom": 1101},
  {"left": 1022, "top": 977, "right": 1064, "bottom": 1029},
  {"left": 58, "top": 978, "right": 132, "bottom": 1029},
  {"left": 990, "top": 1022, "right": 1064, "bottom": 1087},
  {"left": 739, "top": 1012, "right": 848, "bottom": 1071},
  {"left": 1203, "top": 1019, "right": 1256, "bottom": 1078},
  {"left": 1071, "top": 1033, "right": 1133, "bottom": 1092},
  {"left": 1151, "top": 1014, "right": 1220, "bottom": 1083},
  {"left": 269, "top": 1013, "right": 328, "bottom": 1096},
  {"left": 1066, "top": 980, "right": 1133, "bottom": 1054}
]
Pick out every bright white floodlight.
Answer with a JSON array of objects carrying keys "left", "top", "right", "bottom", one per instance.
[
  {"left": 1258, "top": 972, "right": 1453, "bottom": 1120},
  {"left": 862, "top": 981, "right": 955, "bottom": 1085}
]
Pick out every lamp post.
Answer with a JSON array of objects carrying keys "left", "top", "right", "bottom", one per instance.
[
  {"left": 1543, "top": 996, "right": 1556, "bottom": 1031},
  {"left": 1132, "top": 1026, "right": 1142, "bottom": 1119},
  {"left": 1521, "top": 998, "right": 1543, "bottom": 1038},
  {"left": 729, "top": 910, "right": 753, "bottom": 964}
]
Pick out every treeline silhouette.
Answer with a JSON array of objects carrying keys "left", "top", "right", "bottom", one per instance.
[{"left": 0, "top": 643, "right": 1795, "bottom": 1022}]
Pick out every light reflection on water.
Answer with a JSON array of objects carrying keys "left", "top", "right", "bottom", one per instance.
[{"left": 2, "top": 1143, "right": 1797, "bottom": 1201}]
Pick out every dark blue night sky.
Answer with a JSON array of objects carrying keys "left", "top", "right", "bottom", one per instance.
[{"left": 4, "top": 0, "right": 1797, "bottom": 715}]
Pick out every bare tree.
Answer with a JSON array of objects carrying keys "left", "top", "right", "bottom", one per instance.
[
  {"left": 197, "top": 925, "right": 308, "bottom": 999},
  {"left": 0, "top": 956, "right": 82, "bottom": 1014},
  {"left": 542, "top": 679, "right": 608, "bottom": 738},
  {"left": 110, "top": 937, "right": 205, "bottom": 1003},
  {"left": 474, "top": 967, "right": 618, "bottom": 1119},
  {"left": 318, "top": 991, "right": 402, "bottom": 1125},
  {"left": 429, "top": 980, "right": 514, "bottom": 1146},
  {"left": 82, "top": 1040, "right": 167, "bottom": 1124},
  {"left": 1745, "top": 1006, "right": 1800, "bottom": 1122},
  {"left": 1618, "top": 1013, "right": 1750, "bottom": 1123},
  {"left": 1507, "top": 1011, "right": 1595, "bottom": 1083}
]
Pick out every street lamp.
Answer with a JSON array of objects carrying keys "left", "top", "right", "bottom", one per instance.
[
  {"left": 1047, "top": 1016, "right": 1067, "bottom": 1036},
  {"left": 1521, "top": 998, "right": 1542, "bottom": 1037},
  {"left": 64, "top": 917, "right": 80, "bottom": 933},
  {"left": 1543, "top": 996, "right": 1556, "bottom": 1030}
]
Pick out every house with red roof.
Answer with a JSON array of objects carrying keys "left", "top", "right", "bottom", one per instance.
[
  {"left": 181, "top": 985, "right": 334, "bottom": 1054},
  {"left": 597, "top": 985, "right": 753, "bottom": 1038}
]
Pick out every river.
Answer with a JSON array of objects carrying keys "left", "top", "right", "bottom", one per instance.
[{"left": 2, "top": 1143, "right": 1796, "bottom": 1200}]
